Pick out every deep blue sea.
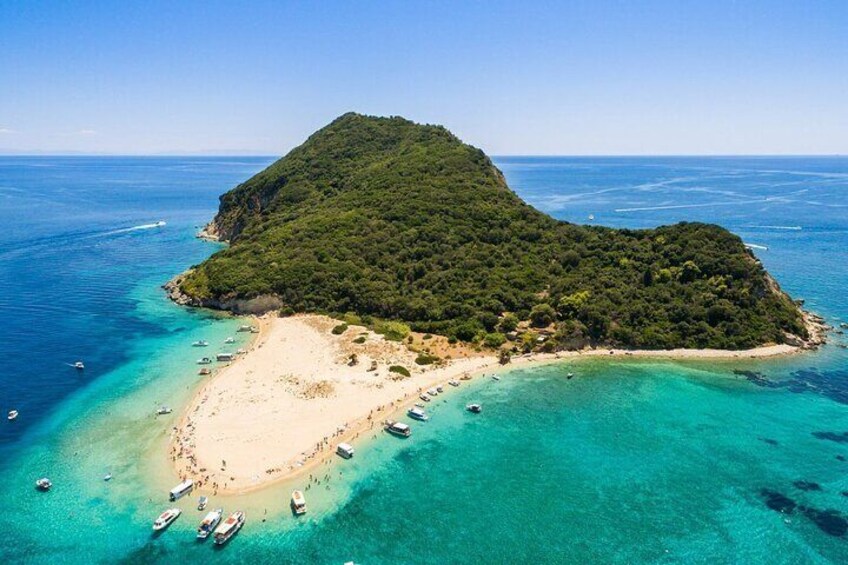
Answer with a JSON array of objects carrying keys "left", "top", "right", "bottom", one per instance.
[{"left": 1, "top": 156, "right": 847, "bottom": 563}]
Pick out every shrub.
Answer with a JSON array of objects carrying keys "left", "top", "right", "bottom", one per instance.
[
  {"left": 332, "top": 323, "right": 349, "bottom": 335},
  {"left": 530, "top": 304, "right": 556, "bottom": 327},
  {"left": 353, "top": 336, "right": 366, "bottom": 344},
  {"left": 388, "top": 365, "right": 410, "bottom": 377},
  {"left": 483, "top": 332, "right": 507, "bottom": 348},
  {"left": 415, "top": 353, "right": 440, "bottom": 365},
  {"left": 376, "top": 321, "right": 411, "bottom": 341}
]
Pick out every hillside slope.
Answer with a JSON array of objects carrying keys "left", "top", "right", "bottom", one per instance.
[{"left": 175, "top": 113, "right": 808, "bottom": 350}]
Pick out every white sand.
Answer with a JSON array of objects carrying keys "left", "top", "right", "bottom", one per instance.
[{"left": 170, "top": 314, "right": 806, "bottom": 494}]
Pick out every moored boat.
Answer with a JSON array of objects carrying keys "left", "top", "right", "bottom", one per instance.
[
  {"left": 448, "top": 380, "right": 460, "bottom": 387},
  {"left": 291, "top": 490, "right": 307, "bottom": 515},
  {"left": 213, "top": 510, "right": 245, "bottom": 545},
  {"left": 156, "top": 406, "right": 172, "bottom": 415},
  {"left": 35, "top": 477, "right": 52, "bottom": 490},
  {"left": 436, "top": 385, "right": 444, "bottom": 393},
  {"left": 224, "top": 337, "right": 235, "bottom": 344},
  {"left": 169, "top": 479, "right": 194, "bottom": 501},
  {"left": 237, "top": 325, "right": 254, "bottom": 332},
  {"left": 7, "top": 410, "right": 18, "bottom": 421},
  {"left": 385, "top": 420, "right": 411, "bottom": 437},
  {"left": 466, "top": 403, "right": 482, "bottom": 413},
  {"left": 192, "top": 340, "right": 209, "bottom": 347},
  {"left": 197, "top": 495, "right": 208, "bottom": 511},
  {"left": 198, "top": 368, "right": 211, "bottom": 375},
  {"left": 427, "top": 388, "right": 438, "bottom": 397},
  {"left": 197, "top": 357, "right": 212, "bottom": 365},
  {"left": 152, "top": 508, "right": 181, "bottom": 531},
  {"left": 408, "top": 407, "right": 429, "bottom": 421},
  {"left": 419, "top": 394, "right": 431, "bottom": 402},
  {"left": 197, "top": 508, "right": 223, "bottom": 540},
  {"left": 216, "top": 353, "right": 235, "bottom": 362},
  {"left": 336, "top": 442, "right": 355, "bottom": 459}
]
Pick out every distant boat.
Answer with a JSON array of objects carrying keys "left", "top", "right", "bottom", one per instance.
[
  {"left": 152, "top": 508, "right": 181, "bottom": 531},
  {"left": 197, "top": 357, "right": 212, "bottom": 365},
  {"left": 448, "top": 380, "right": 460, "bottom": 387},
  {"left": 192, "top": 340, "right": 209, "bottom": 347},
  {"left": 169, "top": 479, "right": 194, "bottom": 501},
  {"left": 73, "top": 361, "right": 85, "bottom": 370},
  {"left": 224, "top": 337, "right": 235, "bottom": 344},
  {"left": 103, "top": 473, "right": 112, "bottom": 481},
  {"left": 291, "top": 490, "right": 307, "bottom": 515},
  {"left": 385, "top": 420, "right": 412, "bottom": 437},
  {"left": 198, "top": 368, "right": 211, "bottom": 375},
  {"left": 466, "top": 403, "right": 482, "bottom": 414},
  {"left": 156, "top": 406, "right": 172, "bottom": 415},
  {"left": 419, "top": 394, "right": 431, "bottom": 403},
  {"left": 408, "top": 407, "right": 429, "bottom": 421},
  {"left": 213, "top": 510, "right": 245, "bottom": 545},
  {"left": 588, "top": 214, "right": 595, "bottom": 221},
  {"left": 197, "top": 508, "right": 223, "bottom": 540},
  {"left": 427, "top": 388, "right": 438, "bottom": 397},
  {"left": 36, "top": 477, "right": 52, "bottom": 490},
  {"left": 197, "top": 495, "right": 208, "bottom": 511},
  {"left": 436, "top": 385, "right": 444, "bottom": 393},
  {"left": 7, "top": 410, "right": 18, "bottom": 421},
  {"left": 337, "top": 443, "right": 355, "bottom": 459},
  {"left": 153, "top": 221, "right": 166, "bottom": 227},
  {"left": 237, "top": 325, "right": 255, "bottom": 333},
  {"left": 567, "top": 372, "right": 575, "bottom": 379},
  {"left": 491, "top": 375, "right": 500, "bottom": 381},
  {"left": 216, "top": 353, "right": 235, "bottom": 362}
]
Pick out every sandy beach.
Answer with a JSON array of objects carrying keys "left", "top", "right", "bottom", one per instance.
[{"left": 169, "top": 312, "right": 823, "bottom": 495}]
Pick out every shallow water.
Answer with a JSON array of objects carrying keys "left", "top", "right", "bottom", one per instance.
[{"left": 1, "top": 156, "right": 846, "bottom": 563}]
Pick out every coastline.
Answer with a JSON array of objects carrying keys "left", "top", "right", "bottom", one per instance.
[{"left": 169, "top": 311, "right": 826, "bottom": 496}]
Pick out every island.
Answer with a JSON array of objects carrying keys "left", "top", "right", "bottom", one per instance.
[{"left": 165, "top": 113, "right": 825, "bottom": 494}]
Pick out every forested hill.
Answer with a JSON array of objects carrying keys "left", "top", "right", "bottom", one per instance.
[{"left": 175, "top": 113, "right": 808, "bottom": 350}]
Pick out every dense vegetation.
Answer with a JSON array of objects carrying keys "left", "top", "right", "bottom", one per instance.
[{"left": 178, "top": 113, "right": 807, "bottom": 350}]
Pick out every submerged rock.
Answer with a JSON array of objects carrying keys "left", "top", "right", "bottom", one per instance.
[
  {"left": 812, "top": 431, "right": 848, "bottom": 444},
  {"left": 760, "top": 489, "right": 797, "bottom": 513},
  {"left": 793, "top": 480, "right": 822, "bottom": 492},
  {"left": 801, "top": 508, "right": 848, "bottom": 537}
]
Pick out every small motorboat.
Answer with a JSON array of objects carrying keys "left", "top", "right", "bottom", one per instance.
[
  {"left": 336, "top": 443, "right": 355, "bottom": 459},
  {"left": 567, "top": 372, "right": 575, "bottom": 379},
  {"left": 192, "top": 340, "right": 209, "bottom": 347},
  {"left": 414, "top": 402, "right": 425, "bottom": 408},
  {"left": 427, "top": 389, "right": 438, "bottom": 397},
  {"left": 7, "top": 410, "right": 18, "bottom": 421},
  {"left": 36, "top": 477, "right": 52, "bottom": 490},
  {"left": 198, "top": 368, "right": 211, "bottom": 375},
  {"left": 408, "top": 407, "right": 429, "bottom": 421},
  {"left": 156, "top": 406, "right": 172, "bottom": 415},
  {"left": 103, "top": 473, "right": 113, "bottom": 481},
  {"left": 237, "top": 325, "right": 254, "bottom": 333},
  {"left": 385, "top": 420, "right": 412, "bottom": 437},
  {"left": 153, "top": 220, "right": 167, "bottom": 227},
  {"left": 73, "top": 361, "right": 85, "bottom": 370},
  {"left": 224, "top": 337, "right": 235, "bottom": 344},
  {"left": 419, "top": 394, "right": 431, "bottom": 403},
  {"left": 152, "top": 508, "right": 181, "bottom": 531},
  {"left": 436, "top": 386, "right": 444, "bottom": 393},
  {"left": 491, "top": 375, "right": 500, "bottom": 381},
  {"left": 197, "top": 508, "right": 223, "bottom": 540},
  {"left": 291, "top": 490, "right": 307, "bottom": 515},
  {"left": 466, "top": 403, "right": 482, "bottom": 414},
  {"left": 448, "top": 380, "right": 460, "bottom": 387},
  {"left": 197, "top": 495, "right": 208, "bottom": 511},
  {"left": 197, "top": 357, "right": 212, "bottom": 365}
]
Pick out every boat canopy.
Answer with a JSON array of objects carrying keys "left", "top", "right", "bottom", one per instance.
[{"left": 169, "top": 479, "right": 194, "bottom": 499}]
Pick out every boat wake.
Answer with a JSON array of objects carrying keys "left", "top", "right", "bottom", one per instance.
[
  {"left": 744, "top": 243, "right": 769, "bottom": 250},
  {"left": 97, "top": 221, "right": 167, "bottom": 237},
  {"left": 747, "top": 225, "right": 802, "bottom": 231}
]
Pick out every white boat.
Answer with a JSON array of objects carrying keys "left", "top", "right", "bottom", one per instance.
[
  {"left": 427, "top": 389, "right": 438, "bottom": 397},
  {"left": 169, "top": 479, "right": 194, "bottom": 501},
  {"left": 237, "top": 325, "right": 254, "bottom": 333},
  {"left": 336, "top": 443, "right": 355, "bottom": 459},
  {"left": 436, "top": 386, "right": 444, "bottom": 393},
  {"left": 224, "top": 337, "right": 235, "bottom": 344},
  {"left": 385, "top": 421, "right": 411, "bottom": 437},
  {"left": 197, "top": 495, "right": 208, "bottom": 511},
  {"left": 156, "top": 406, "right": 172, "bottom": 415},
  {"left": 491, "top": 375, "right": 501, "bottom": 381},
  {"left": 35, "top": 477, "right": 52, "bottom": 490},
  {"left": 216, "top": 353, "right": 235, "bottom": 362},
  {"left": 153, "top": 220, "right": 167, "bottom": 227},
  {"left": 152, "top": 508, "right": 181, "bottom": 531},
  {"left": 7, "top": 410, "right": 18, "bottom": 421},
  {"left": 567, "top": 372, "right": 575, "bottom": 379},
  {"left": 103, "top": 473, "right": 112, "bottom": 481},
  {"left": 198, "top": 368, "right": 211, "bottom": 375},
  {"left": 408, "top": 407, "right": 429, "bottom": 421},
  {"left": 291, "top": 490, "right": 307, "bottom": 515},
  {"left": 466, "top": 403, "right": 482, "bottom": 414},
  {"left": 588, "top": 214, "right": 595, "bottom": 221},
  {"left": 197, "top": 508, "right": 223, "bottom": 540},
  {"left": 419, "top": 394, "right": 431, "bottom": 403},
  {"left": 197, "top": 357, "right": 212, "bottom": 365},
  {"left": 213, "top": 510, "right": 245, "bottom": 545},
  {"left": 73, "top": 361, "right": 85, "bottom": 370},
  {"left": 192, "top": 340, "right": 209, "bottom": 347},
  {"left": 448, "top": 380, "right": 460, "bottom": 387}
]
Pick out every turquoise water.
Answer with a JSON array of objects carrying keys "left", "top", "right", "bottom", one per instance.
[{"left": 1, "top": 157, "right": 847, "bottom": 563}]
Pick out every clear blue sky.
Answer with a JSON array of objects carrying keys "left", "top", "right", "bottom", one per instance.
[{"left": 1, "top": 1, "right": 846, "bottom": 155}]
